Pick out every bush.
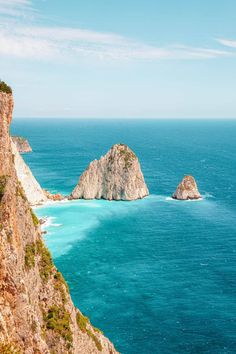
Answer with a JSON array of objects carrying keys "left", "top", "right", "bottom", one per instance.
[
  {"left": 36, "top": 239, "right": 53, "bottom": 281},
  {"left": 0, "top": 343, "right": 20, "bottom": 353},
  {"left": 25, "top": 243, "right": 36, "bottom": 269},
  {"left": 54, "top": 271, "right": 69, "bottom": 303},
  {"left": 44, "top": 306, "right": 72, "bottom": 345},
  {"left": 17, "top": 182, "right": 27, "bottom": 201},
  {"left": 30, "top": 209, "right": 39, "bottom": 227},
  {"left": 0, "top": 81, "right": 12, "bottom": 94},
  {"left": 76, "top": 312, "right": 89, "bottom": 333},
  {"left": 0, "top": 176, "right": 7, "bottom": 201},
  {"left": 86, "top": 329, "right": 103, "bottom": 351},
  {"left": 76, "top": 312, "right": 102, "bottom": 351}
]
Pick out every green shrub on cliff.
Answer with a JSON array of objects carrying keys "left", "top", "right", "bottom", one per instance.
[
  {"left": 0, "top": 81, "right": 12, "bottom": 94},
  {"left": 86, "top": 329, "right": 103, "bottom": 351},
  {"left": 36, "top": 239, "right": 53, "bottom": 281},
  {"left": 54, "top": 271, "right": 69, "bottom": 303},
  {"left": 44, "top": 306, "right": 72, "bottom": 345},
  {"left": 30, "top": 208, "right": 39, "bottom": 226},
  {"left": 0, "top": 176, "right": 7, "bottom": 201},
  {"left": 76, "top": 312, "right": 103, "bottom": 351},
  {"left": 25, "top": 243, "right": 36, "bottom": 269},
  {"left": 76, "top": 312, "right": 89, "bottom": 333},
  {"left": 0, "top": 342, "right": 20, "bottom": 353}
]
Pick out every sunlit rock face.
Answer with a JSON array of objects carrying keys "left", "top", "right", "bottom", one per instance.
[
  {"left": 11, "top": 140, "right": 48, "bottom": 205},
  {"left": 12, "top": 136, "right": 32, "bottom": 153},
  {"left": 71, "top": 143, "right": 149, "bottom": 201},
  {"left": 172, "top": 175, "right": 201, "bottom": 200}
]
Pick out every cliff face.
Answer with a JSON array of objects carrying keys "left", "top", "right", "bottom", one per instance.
[
  {"left": 11, "top": 140, "right": 48, "bottom": 205},
  {"left": 71, "top": 144, "right": 149, "bottom": 201},
  {"left": 172, "top": 175, "right": 201, "bottom": 200},
  {"left": 0, "top": 91, "right": 118, "bottom": 353},
  {"left": 12, "top": 136, "right": 32, "bottom": 153}
]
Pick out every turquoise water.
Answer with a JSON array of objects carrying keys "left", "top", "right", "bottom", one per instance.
[{"left": 11, "top": 119, "right": 236, "bottom": 354}]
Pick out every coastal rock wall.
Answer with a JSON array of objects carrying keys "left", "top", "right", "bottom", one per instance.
[
  {"left": 71, "top": 143, "right": 149, "bottom": 200},
  {"left": 0, "top": 90, "right": 118, "bottom": 353},
  {"left": 11, "top": 140, "right": 48, "bottom": 205}
]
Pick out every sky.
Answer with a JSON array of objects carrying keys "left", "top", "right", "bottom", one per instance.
[{"left": 0, "top": 0, "right": 236, "bottom": 118}]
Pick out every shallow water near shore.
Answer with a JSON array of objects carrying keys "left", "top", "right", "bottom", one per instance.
[{"left": 12, "top": 119, "right": 236, "bottom": 354}]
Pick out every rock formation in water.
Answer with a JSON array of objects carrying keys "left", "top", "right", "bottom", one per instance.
[
  {"left": 172, "top": 175, "right": 201, "bottom": 200},
  {"left": 12, "top": 136, "right": 32, "bottom": 153},
  {"left": 44, "top": 189, "right": 64, "bottom": 201},
  {"left": 0, "top": 85, "right": 118, "bottom": 353},
  {"left": 11, "top": 140, "right": 48, "bottom": 205},
  {"left": 71, "top": 143, "right": 149, "bottom": 201}
]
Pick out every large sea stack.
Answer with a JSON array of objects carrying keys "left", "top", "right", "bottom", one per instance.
[
  {"left": 71, "top": 143, "right": 149, "bottom": 201},
  {"left": 172, "top": 175, "right": 201, "bottom": 200},
  {"left": 0, "top": 83, "right": 118, "bottom": 353}
]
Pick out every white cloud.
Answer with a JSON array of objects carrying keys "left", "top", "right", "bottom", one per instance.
[
  {"left": 217, "top": 38, "right": 236, "bottom": 49},
  {"left": 0, "top": 1, "right": 232, "bottom": 62},
  {"left": 0, "top": 31, "right": 58, "bottom": 59},
  {"left": 0, "top": 24, "right": 232, "bottom": 62},
  {"left": 0, "top": 0, "right": 35, "bottom": 18}
]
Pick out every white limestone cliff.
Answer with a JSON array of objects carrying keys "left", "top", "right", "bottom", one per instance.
[
  {"left": 71, "top": 143, "right": 149, "bottom": 201},
  {"left": 11, "top": 139, "right": 48, "bottom": 205}
]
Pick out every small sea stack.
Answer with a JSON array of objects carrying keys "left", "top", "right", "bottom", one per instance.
[
  {"left": 71, "top": 143, "right": 149, "bottom": 201},
  {"left": 12, "top": 136, "right": 32, "bottom": 153},
  {"left": 172, "top": 175, "right": 201, "bottom": 200}
]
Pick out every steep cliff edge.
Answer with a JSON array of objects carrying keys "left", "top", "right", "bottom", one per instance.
[
  {"left": 11, "top": 140, "right": 48, "bottom": 205},
  {"left": 71, "top": 143, "right": 149, "bottom": 201},
  {"left": 0, "top": 89, "right": 118, "bottom": 353}
]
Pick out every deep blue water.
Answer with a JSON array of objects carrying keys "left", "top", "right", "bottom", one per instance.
[{"left": 11, "top": 119, "right": 236, "bottom": 354}]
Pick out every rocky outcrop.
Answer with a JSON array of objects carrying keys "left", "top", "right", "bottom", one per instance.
[
  {"left": 0, "top": 89, "right": 118, "bottom": 353},
  {"left": 71, "top": 143, "right": 149, "bottom": 201},
  {"left": 11, "top": 139, "right": 48, "bottom": 205},
  {"left": 12, "top": 136, "right": 32, "bottom": 153},
  {"left": 172, "top": 175, "right": 201, "bottom": 200},
  {"left": 44, "top": 189, "right": 64, "bottom": 201}
]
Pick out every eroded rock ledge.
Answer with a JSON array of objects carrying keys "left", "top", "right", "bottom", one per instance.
[
  {"left": 172, "top": 175, "right": 201, "bottom": 200},
  {"left": 71, "top": 143, "right": 149, "bottom": 201},
  {"left": 12, "top": 136, "right": 32, "bottom": 153}
]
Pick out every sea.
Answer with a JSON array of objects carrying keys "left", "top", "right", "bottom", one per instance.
[{"left": 11, "top": 118, "right": 236, "bottom": 354}]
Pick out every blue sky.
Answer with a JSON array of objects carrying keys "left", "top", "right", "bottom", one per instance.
[{"left": 0, "top": 0, "right": 236, "bottom": 118}]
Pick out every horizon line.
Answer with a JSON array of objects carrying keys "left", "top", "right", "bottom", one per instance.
[{"left": 13, "top": 116, "right": 236, "bottom": 120}]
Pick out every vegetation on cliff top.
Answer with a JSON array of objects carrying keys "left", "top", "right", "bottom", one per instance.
[{"left": 0, "top": 81, "right": 12, "bottom": 94}]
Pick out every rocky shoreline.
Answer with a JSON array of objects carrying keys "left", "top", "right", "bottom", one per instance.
[{"left": 0, "top": 85, "right": 118, "bottom": 354}]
